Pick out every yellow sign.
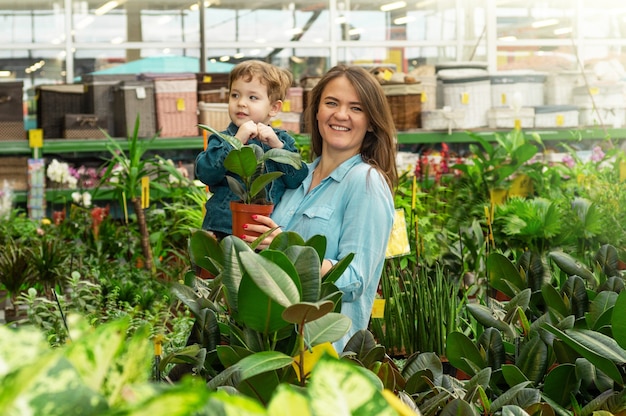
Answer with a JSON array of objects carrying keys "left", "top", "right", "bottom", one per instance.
[
  {"left": 176, "top": 98, "right": 186, "bottom": 111},
  {"left": 461, "top": 92, "right": 470, "bottom": 105},
  {"left": 514, "top": 119, "right": 521, "bottom": 131},
  {"left": 203, "top": 75, "right": 213, "bottom": 83},
  {"left": 141, "top": 176, "right": 150, "bottom": 209},
  {"left": 421, "top": 92, "right": 427, "bottom": 103},
  {"left": 501, "top": 93, "right": 507, "bottom": 105},
  {"left": 371, "top": 298, "right": 386, "bottom": 319},
  {"left": 385, "top": 209, "right": 411, "bottom": 258},
  {"left": 556, "top": 114, "right": 564, "bottom": 126},
  {"left": 29, "top": 129, "right": 43, "bottom": 148},
  {"left": 282, "top": 99, "right": 291, "bottom": 112}
]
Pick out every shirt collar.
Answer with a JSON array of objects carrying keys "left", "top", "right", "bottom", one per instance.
[{"left": 310, "top": 154, "right": 363, "bottom": 183}]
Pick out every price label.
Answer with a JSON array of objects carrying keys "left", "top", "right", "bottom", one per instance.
[
  {"left": 461, "top": 92, "right": 470, "bottom": 105},
  {"left": 176, "top": 98, "right": 186, "bottom": 111},
  {"left": 141, "top": 176, "right": 150, "bottom": 209},
  {"left": 29, "top": 129, "right": 43, "bottom": 148},
  {"left": 371, "top": 299, "right": 385, "bottom": 319}
]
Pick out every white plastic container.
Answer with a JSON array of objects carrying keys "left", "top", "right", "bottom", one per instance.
[
  {"left": 438, "top": 68, "right": 491, "bottom": 128},
  {"left": 490, "top": 71, "right": 546, "bottom": 107},
  {"left": 487, "top": 107, "right": 535, "bottom": 129},
  {"left": 533, "top": 105, "right": 579, "bottom": 128}
]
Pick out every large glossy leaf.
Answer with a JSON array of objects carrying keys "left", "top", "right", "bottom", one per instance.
[
  {"left": 236, "top": 351, "right": 294, "bottom": 382},
  {"left": 238, "top": 274, "right": 290, "bottom": 334},
  {"left": 239, "top": 250, "right": 300, "bottom": 307},
  {"left": 490, "top": 381, "right": 532, "bottom": 412},
  {"left": 221, "top": 236, "right": 253, "bottom": 313},
  {"left": 189, "top": 229, "right": 223, "bottom": 276},
  {"left": 561, "top": 275, "right": 589, "bottom": 319},
  {"left": 518, "top": 251, "right": 548, "bottom": 292},
  {"left": 542, "top": 324, "right": 625, "bottom": 385},
  {"left": 323, "top": 253, "right": 355, "bottom": 285},
  {"left": 282, "top": 301, "right": 334, "bottom": 325},
  {"left": 516, "top": 336, "right": 549, "bottom": 384},
  {"left": 478, "top": 328, "right": 506, "bottom": 369},
  {"left": 549, "top": 251, "right": 596, "bottom": 286},
  {"left": 594, "top": 244, "right": 620, "bottom": 277},
  {"left": 446, "top": 331, "right": 487, "bottom": 377},
  {"left": 466, "top": 303, "right": 517, "bottom": 340},
  {"left": 308, "top": 355, "right": 390, "bottom": 416},
  {"left": 261, "top": 148, "right": 303, "bottom": 169},
  {"left": 284, "top": 246, "right": 321, "bottom": 303},
  {"left": 502, "top": 364, "right": 529, "bottom": 388},
  {"left": 541, "top": 283, "right": 569, "bottom": 318},
  {"left": 224, "top": 146, "right": 258, "bottom": 179},
  {"left": 488, "top": 252, "right": 525, "bottom": 298},
  {"left": 542, "top": 363, "right": 579, "bottom": 407},
  {"left": 401, "top": 351, "right": 443, "bottom": 383},
  {"left": 440, "top": 398, "right": 480, "bottom": 416},
  {"left": 269, "top": 231, "right": 306, "bottom": 252},
  {"left": 343, "top": 329, "right": 378, "bottom": 358},
  {"left": 586, "top": 291, "right": 617, "bottom": 331},
  {"left": 266, "top": 384, "right": 312, "bottom": 416},
  {"left": 303, "top": 312, "right": 351, "bottom": 346},
  {"left": 613, "top": 291, "right": 626, "bottom": 350}
]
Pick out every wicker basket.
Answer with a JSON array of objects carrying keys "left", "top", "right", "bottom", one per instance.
[
  {"left": 438, "top": 69, "right": 491, "bottom": 128},
  {"left": 63, "top": 114, "right": 108, "bottom": 139},
  {"left": 82, "top": 74, "right": 137, "bottom": 134},
  {"left": 0, "top": 156, "right": 28, "bottom": 191},
  {"left": 382, "top": 83, "right": 422, "bottom": 131},
  {"left": 533, "top": 105, "right": 579, "bottom": 128},
  {"left": 0, "top": 81, "right": 24, "bottom": 123},
  {"left": 198, "top": 102, "right": 230, "bottom": 131},
  {"left": 421, "top": 108, "right": 466, "bottom": 133},
  {"left": 487, "top": 107, "right": 535, "bottom": 129},
  {"left": 0, "top": 121, "right": 25, "bottom": 141},
  {"left": 271, "top": 112, "right": 301, "bottom": 134},
  {"left": 112, "top": 80, "right": 157, "bottom": 138},
  {"left": 490, "top": 71, "right": 546, "bottom": 107},
  {"left": 198, "top": 87, "right": 229, "bottom": 104},
  {"left": 36, "top": 84, "right": 86, "bottom": 139}
]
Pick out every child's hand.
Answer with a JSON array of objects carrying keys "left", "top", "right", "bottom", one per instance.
[
  {"left": 256, "top": 123, "right": 284, "bottom": 148},
  {"left": 235, "top": 120, "right": 258, "bottom": 144}
]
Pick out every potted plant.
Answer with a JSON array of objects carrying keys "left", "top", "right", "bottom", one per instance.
[{"left": 198, "top": 125, "right": 303, "bottom": 236}]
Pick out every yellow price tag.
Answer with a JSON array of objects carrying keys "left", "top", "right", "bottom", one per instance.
[
  {"left": 29, "top": 129, "right": 43, "bottom": 148},
  {"left": 283, "top": 99, "right": 291, "bottom": 112},
  {"left": 371, "top": 298, "right": 385, "bottom": 319},
  {"left": 556, "top": 114, "right": 564, "bottom": 126},
  {"left": 461, "top": 92, "right": 470, "bottom": 105},
  {"left": 589, "top": 87, "right": 599, "bottom": 95},
  {"left": 514, "top": 119, "right": 521, "bottom": 131},
  {"left": 271, "top": 119, "right": 282, "bottom": 128},
  {"left": 420, "top": 92, "right": 427, "bottom": 103},
  {"left": 176, "top": 98, "right": 186, "bottom": 111},
  {"left": 382, "top": 69, "right": 393, "bottom": 81},
  {"left": 202, "top": 75, "right": 213, "bottom": 83},
  {"left": 620, "top": 160, "right": 626, "bottom": 182},
  {"left": 141, "top": 176, "right": 150, "bottom": 209},
  {"left": 501, "top": 93, "right": 507, "bottom": 105}
]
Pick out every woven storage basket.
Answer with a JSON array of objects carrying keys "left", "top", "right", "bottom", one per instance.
[
  {"left": 196, "top": 72, "right": 229, "bottom": 91},
  {"left": 0, "top": 122, "right": 25, "bottom": 141},
  {"left": 63, "top": 114, "right": 108, "bottom": 139},
  {"left": 487, "top": 107, "right": 535, "bottom": 129},
  {"left": 82, "top": 74, "right": 137, "bottom": 134},
  {"left": 382, "top": 83, "right": 422, "bottom": 131},
  {"left": 272, "top": 112, "right": 301, "bottom": 134},
  {"left": 113, "top": 80, "right": 157, "bottom": 138},
  {"left": 36, "top": 84, "right": 85, "bottom": 139},
  {"left": 198, "top": 102, "right": 230, "bottom": 131},
  {"left": 533, "top": 105, "right": 579, "bottom": 128},
  {"left": 0, "top": 156, "right": 28, "bottom": 191},
  {"left": 572, "top": 83, "right": 626, "bottom": 108},
  {"left": 578, "top": 106, "right": 626, "bottom": 128},
  {"left": 544, "top": 71, "right": 592, "bottom": 105},
  {"left": 438, "top": 68, "right": 491, "bottom": 128},
  {"left": 198, "top": 87, "right": 229, "bottom": 104},
  {"left": 284, "top": 87, "right": 304, "bottom": 113},
  {"left": 140, "top": 73, "right": 198, "bottom": 137},
  {"left": 490, "top": 71, "right": 546, "bottom": 107},
  {"left": 0, "top": 81, "right": 24, "bottom": 123}
]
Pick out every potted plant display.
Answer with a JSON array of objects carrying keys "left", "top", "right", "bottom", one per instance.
[{"left": 198, "top": 125, "right": 303, "bottom": 236}]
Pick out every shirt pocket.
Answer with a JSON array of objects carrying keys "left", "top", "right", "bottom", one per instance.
[{"left": 301, "top": 205, "right": 334, "bottom": 232}]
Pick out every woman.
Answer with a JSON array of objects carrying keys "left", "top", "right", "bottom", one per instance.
[{"left": 242, "top": 65, "right": 398, "bottom": 351}]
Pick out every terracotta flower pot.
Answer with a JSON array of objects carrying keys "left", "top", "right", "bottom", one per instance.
[{"left": 230, "top": 201, "right": 274, "bottom": 238}]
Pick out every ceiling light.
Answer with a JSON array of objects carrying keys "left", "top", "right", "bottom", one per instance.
[
  {"left": 393, "top": 15, "right": 416, "bottom": 25},
  {"left": 0, "top": 71, "right": 12, "bottom": 77},
  {"left": 531, "top": 19, "right": 559, "bottom": 29},
  {"left": 233, "top": 52, "right": 245, "bottom": 59},
  {"left": 94, "top": 1, "right": 119, "bottom": 16},
  {"left": 219, "top": 56, "right": 230, "bottom": 62},
  {"left": 415, "top": 0, "right": 435, "bottom": 7},
  {"left": 380, "top": 1, "right": 406, "bottom": 12},
  {"left": 285, "top": 27, "right": 303, "bottom": 36},
  {"left": 348, "top": 27, "right": 363, "bottom": 36},
  {"left": 111, "top": 36, "right": 124, "bottom": 44}
]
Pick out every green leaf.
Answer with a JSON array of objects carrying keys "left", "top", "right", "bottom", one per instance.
[
  {"left": 549, "top": 251, "right": 596, "bottom": 286},
  {"left": 542, "top": 363, "right": 579, "bottom": 407},
  {"left": 516, "top": 336, "right": 549, "bottom": 384},
  {"left": 237, "top": 351, "right": 294, "bottom": 382},
  {"left": 285, "top": 246, "right": 321, "bottom": 303},
  {"left": 225, "top": 146, "right": 258, "bottom": 179},
  {"left": 446, "top": 331, "right": 487, "bottom": 377},
  {"left": 502, "top": 364, "right": 529, "bottom": 388},
  {"left": 323, "top": 253, "right": 355, "bottom": 284},
  {"left": 440, "top": 398, "right": 480, "bottom": 416},
  {"left": 262, "top": 148, "right": 303, "bottom": 169},
  {"left": 541, "top": 283, "right": 569, "bottom": 318},
  {"left": 542, "top": 324, "right": 625, "bottom": 385},
  {"left": 189, "top": 229, "right": 223, "bottom": 276},
  {"left": 466, "top": 303, "right": 517, "bottom": 340},
  {"left": 303, "top": 313, "right": 351, "bottom": 346},
  {"left": 239, "top": 250, "right": 300, "bottom": 307},
  {"left": 614, "top": 291, "right": 626, "bottom": 350},
  {"left": 282, "top": 301, "right": 334, "bottom": 325},
  {"left": 238, "top": 274, "right": 290, "bottom": 334},
  {"left": 587, "top": 291, "right": 617, "bottom": 330},
  {"left": 250, "top": 172, "right": 284, "bottom": 200},
  {"left": 488, "top": 252, "right": 525, "bottom": 298}
]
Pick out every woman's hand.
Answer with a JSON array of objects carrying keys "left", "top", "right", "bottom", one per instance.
[{"left": 241, "top": 214, "right": 282, "bottom": 249}]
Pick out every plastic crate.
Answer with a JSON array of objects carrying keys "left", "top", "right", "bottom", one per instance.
[
  {"left": 421, "top": 108, "right": 466, "bottom": 133},
  {"left": 578, "top": 106, "right": 626, "bottom": 128},
  {"left": 487, "top": 107, "right": 535, "bottom": 129},
  {"left": 36, "top": 84, "right": 85, "bottom": 138},
  {"left": 490, "top": 71, "right": 546, "bottom": 107},
  {"left": 533, "top": 105, "right": 579, "bottom": 128},
  {"left": 438, "top": 69, "right": 491, "bottom": 128},
  {"left": 198, "top": 102, "right": 230, "bottom": 132},
  {"left": 82, "top": 74, "right": 137, "bottom": 134},
  {"left": 113, "top": 80, "right": 157, "bottom": 138},
  {"left": 572, "top": 83, "right": 625, "bottom": 108}
]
